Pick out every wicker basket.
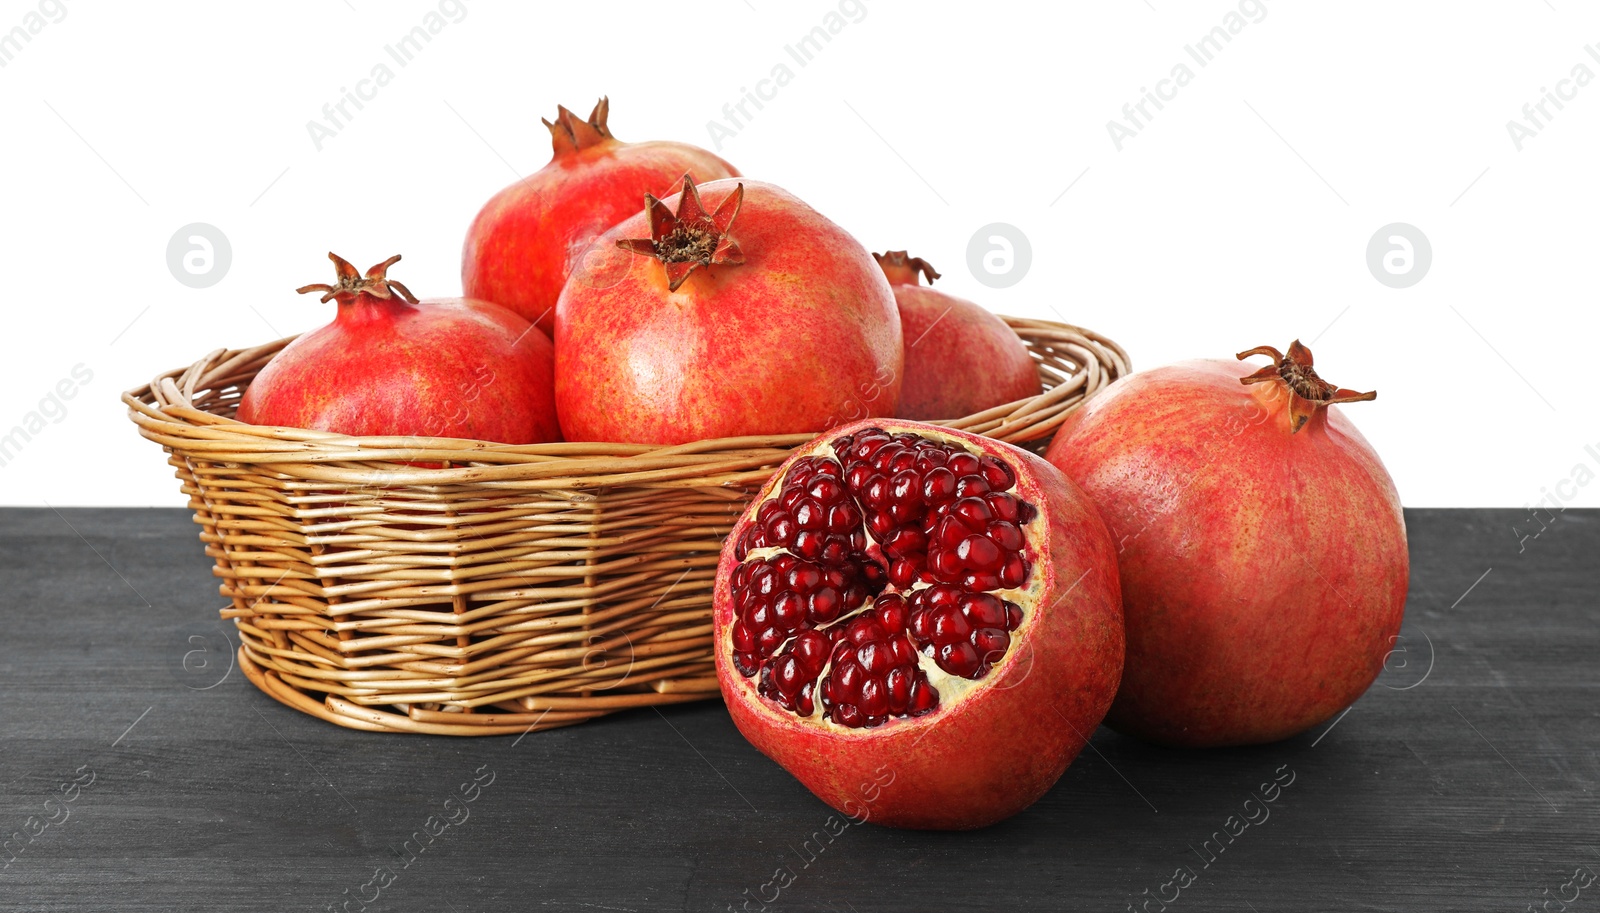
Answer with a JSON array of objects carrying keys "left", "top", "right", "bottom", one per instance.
[{"left": 123, "top": 317, "right": 1128, "bottom": 735}]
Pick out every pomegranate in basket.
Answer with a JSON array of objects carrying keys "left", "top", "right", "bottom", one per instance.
[
  {"left": 874, "top": 251, "right": 1041, "bottom": 421},
  {"left": 237, "top": 253, "right": 560, "bottom": 444},
  {"left": 462, "top": 97, "right": 739, "bottom": 336},
  {"left": 713, "top": 420, "right": 1124, "bottom": 829},
  {"left": 554, "top": 177, "right": 902, "bottom": 445}
]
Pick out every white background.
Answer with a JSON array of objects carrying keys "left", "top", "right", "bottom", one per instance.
[{"left": 1, "top": 0, "right": 1595, "bottom": 509}]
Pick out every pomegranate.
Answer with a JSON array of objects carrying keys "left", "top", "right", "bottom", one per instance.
[
  {"left": 555, "top": 177, "right": 903, "bottom": 445},
  {"left": 714, "top": 419, "right": 1124, "bottom": 829},
  {"left": 874, "top": 251, "right": 1042, "bottom": 421},
  {"left": 461, "top": 97, "right": 739, "bottom": 336},
  {"left": 237, "top": 253, "right": 560, "bottom": 444},
  {"left": 1045, "top": 340, "right": 1407, "bottom": 747}
]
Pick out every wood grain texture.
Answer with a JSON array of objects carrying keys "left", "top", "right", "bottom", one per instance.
[{"left": 0, "top": 508, "right": 1594, "bottom": 912}]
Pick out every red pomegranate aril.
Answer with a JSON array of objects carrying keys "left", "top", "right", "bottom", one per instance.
[
  {"left": 961, "top": 593, "right": 1007, "bottom": 627},
  {"left": 932, "top": 610, "right": 973, "bottom": 645},
  {"left": 986, "top": 492, "right": 1020, "bottom": 523},
  {"left": 980, "top": 457, "right": 1016, "bottom": 490},
  {"left": 732, "top": 622, "right": 756, "bottom": 653},
  {"left": 957, "top": 535, "right": 1003, "bottom": 571},
  {"left": 987, "top": 521, "right": 1024, "bottom": 551}
]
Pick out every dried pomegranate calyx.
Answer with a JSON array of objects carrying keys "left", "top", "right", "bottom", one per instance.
[
  {"left": 296, "top": 253, "right": 417, "bottom": 305},
  {"left": 542, "top": 96, "right": 615, "bottom": 156},
  {"left": 616, "top": 175, "right": 745, "bottom": 292},
  {"left": 1238, "top": 339, "right": 1375, "bottom": 433},
  {"left": 873, "top": 250, "right": 940, "bottom": 287}
]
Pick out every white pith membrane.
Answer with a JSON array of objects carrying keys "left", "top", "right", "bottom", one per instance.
[{"left": 726, "top": 427, "right": 1048, "bottom": 733}]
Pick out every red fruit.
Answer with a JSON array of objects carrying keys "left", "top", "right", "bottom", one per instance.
[
  {"left": 1045, "top": 340, "right": 1407, "bottom": 747},
  {"left": 237, "top": 253, "right": 560, "bottom": 444},
  {"left": 875, "top": 251, "right": 1041, "bottom": 421},
  {"left": 555, "top": 177, "right": 903, "bottom": 445},
  {"left": 714, "top": 419, "right": 1123, "bottom": 829},
  {"left": 461, "top": 98, "right": 738, "bottom": 337}
]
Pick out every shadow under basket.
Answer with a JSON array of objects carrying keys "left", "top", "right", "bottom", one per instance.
[{"left": 123, "top": 317, "right": 1129, "bottom": 736}]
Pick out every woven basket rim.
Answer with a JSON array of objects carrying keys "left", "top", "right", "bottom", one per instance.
[{"left": 124, "top": 315, "right": 1129, "bottom": 488}]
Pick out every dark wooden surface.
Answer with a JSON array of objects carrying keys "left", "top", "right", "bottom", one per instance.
[{"left": 1, "top": 507, "right": 1595, "bottom": 912}]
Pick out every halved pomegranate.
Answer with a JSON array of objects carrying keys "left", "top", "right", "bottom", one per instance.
[{"left": 713, "top": 420, "right": 1124, "bottom": 830}]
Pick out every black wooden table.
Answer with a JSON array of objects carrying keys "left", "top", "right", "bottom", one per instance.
[{"left": 1, "top": 508, "right": 1595, "bottom": 912}]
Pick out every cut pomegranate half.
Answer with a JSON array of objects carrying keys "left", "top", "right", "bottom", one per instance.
[{"left": 713, "top": 420, "right": 1125, "bottom": 830}]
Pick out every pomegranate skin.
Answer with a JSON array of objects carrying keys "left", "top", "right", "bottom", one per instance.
[
  {"left": 1045, "top": 357, "right": 1408, "bottom": 747},
  {"left": 895, "top": 283, "right": 1042, "bottom": 420},
  {"left": 461, "top": 100, "right": 738, "bottom": 336},
  {"left": 238, "top": 259, "right": 559, "bottom": 444},
  {"left": 714, "top": 420, "right": 1124, "bottom": 830},
  {"left": 555, "top": 180, "right": 903, "bottom": 445}
]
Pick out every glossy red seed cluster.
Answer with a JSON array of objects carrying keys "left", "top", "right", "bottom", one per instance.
[{"left": 728, "top": 428, "right": 1033, "bottom": 728}]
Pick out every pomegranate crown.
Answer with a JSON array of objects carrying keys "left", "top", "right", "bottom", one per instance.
[
  {"left": 296, "top": 253, "right": 417, "bottom": 304},
  {"left": 1238, "top": 340, "right": 1375, "bottom": 433},
  {"left": 543, "top": 96, "right": 615, "bottom": 156},
  {"left": 873, "top": 250, "right": 941, "bottom": 287},
  {"left": 616, "top": 174, "right": 745, "bottom": 292}
]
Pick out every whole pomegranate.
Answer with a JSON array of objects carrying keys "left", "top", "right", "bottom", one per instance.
[
  {"left": 874, "top": 251, "right": 1042, "bottom": 421},
  {"left": 555, "top": 177, "right": 903, "bottom": 445},
  {"left": 461, "top": 97, "right": 739, "bottom": 336},
  {"left": 237, "top": 253, "right": 560, "bottom": 444},
  {"left": 714, "top": 420, "right": 1124, "bottom": 829},
  {"left": 1045, "top": 340, "right": 1407, "bottom": 747}
]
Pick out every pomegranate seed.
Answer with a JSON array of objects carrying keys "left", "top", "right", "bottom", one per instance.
[
  {"left": 962, "top": 571, "right": 1002, "bottom": 591},
  {"left": 834, "top": 661, "right": 863, "bottom": 700},
  {"left": 809, "top": 586, "right": 840, "bottom": 622},
  {"left": 957, "top": 535, "right": 1002, "bottom": 572},
  {"left": 889, "top": 559, "right": 917, "bottom": 589},
  {"left": 937, "top": 641, "right": 982, "bottom": 677},
  {"left": 794, "top": 531, "right": 823, "bottom": 560},
  {"left": 932, "top": 609, "right": 973, "bottom": 646},
  {"left": 859, "top": 642, "right": 891, "bottom": 676},
  {"left": 979, "top": 456, "right": 1015, "bottom": 490},
  {"left": 731, "top": 621, "right": 756, "bottom": 653},
  {"left": 774, "top": 592, "right": 804, "bottom": 627},
  {"left": 987, "top": 521, "right": 1024, "bottom": 552},
  {"left": 794, "top": 502, "right": 822, "bottom": 530},
  {"left": 909, "top": 680, "right": 938, "bottom": 714},
  {"left": 947, "top": 453, "right": 981, "bottom": 476},
  {"left": 858, "top": 678, "right": 888, "bottom": 717},
  {"left": 757, "top": 627, "right": 784, "bottom": 655},
  {"left": 886, "top": 666, "right": 911, "bottom": 708},
  {"left": 774, "top": 655, "right": 803, "bottom": 695},
  {"left": 956, "top": 477, "right": 991, "bottom": 498},
  {"left": 795, "top": 630, "right": 829, "bottom": 672},
  {"left": 930, "top": 549, "right": 961, "bottom": 579},
  {"left": 974, "top": 627, "right": 1010, "bottom": 660},
  {"left": 961, "top": 593, "right": 1007, "bottom": 627},
  {"left": 922, "top": 466, "right": 958, "bottom": 503},
  {"left": 986, "top": 492, "right": 1020, "bottom": 523},
  {"left": 1000, "top": 554, "right": 1028, "bottom": 589}
]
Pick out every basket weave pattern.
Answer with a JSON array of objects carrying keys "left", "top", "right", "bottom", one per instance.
[{"left": 124, "top": 318, "right": 1128, "bottom": 735}]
